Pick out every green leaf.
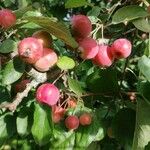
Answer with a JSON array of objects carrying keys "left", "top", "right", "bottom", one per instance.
[
  {"left": 87, "top": 6, "right": 101, "bottom": 17},
  {"left": 51, "top": 130, "right": 75, "bottom": 149},
  {"left": 112, "top": 5, "right": 149, "bottom": 24},
  {"left": 31, "top": 103, "right": 53, "bottom": 146},
  {"left": 0, "top": 86, "right": 11, "bottom": 104},
  {"left": 24, "top": 16, "right": 78, "bottom": 49},
  {"left": 68, "top": 77, "right": 83, "bottom": 96},
  {"left": 2, "top": 57, "right": 25, "bottom": 85},
  {"left": 57, "top": 56, "right": 75, "bottom": 70},
  {"left": 138, "top": 55, "right": 150, "bottom": 82},
  {"left": 112, "top": 108, "right": 136, "bottom": 149},
  {"left": 138, "top": 81, "right": 150, "bottom": 104},
  {"left": 0, "top": 39, "right": 17, "bottom": 54},
  {"left": 17, "top": 109, "right": 30, "bottom": 137},
  {"left": 0, "top": 113, "right": 16, "bottom": 147},
  {"left": 14, "top": 5, "right": 33, "bottom": 18},
  {"left": 75, "top": 115, "right": 105, "bottom": 149},
  {"left": 132, "top": 99, "right": 150, "bottom": 150},
  {"left": 132, "top": 18, "right": 150, "bottom": 33},
  {"left": 65, "top": 0, "right": 90, "bottom": 8},
  {"left": 86, "top": 68, "right": 119, "bottom": 93}
]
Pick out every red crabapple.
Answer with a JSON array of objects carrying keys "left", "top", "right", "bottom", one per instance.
[
  {"left": 71, "top": 15, "right": 92, "bottom": 38},
  {"left": 67, "top": 99, "right": 77, "bottom": 108},
  {"left": 36, "top": 83, "right": 60, "bottom": 106},
  {"left": 32, "top": 30, "right": 53, "bottom": 48},
  {"left": 52, "top": 105, "right": 66, "bottom": 123},
  {"left": 78, "top": 37, "right": 99, "bottom": 59},
  {"left": 0, "top": 9, "right": 16, "bottom": 29},
  {"left": 65, "top": 115, "right": 79, "bottom": 130},
  {"left": 79, "top": 113, "right": 92, "bottom": 126},
  {"left": 34, "top": 48, "right": 58, "bottom": 72},
  {"left": 92, "top": 45, "right": 114, "bottom": 67},
  {"left": 111, "top": 38, "right": 132, "bottom": 59},
  {"left": 18, "top": 37, "right": 43, "bottom": 64}
]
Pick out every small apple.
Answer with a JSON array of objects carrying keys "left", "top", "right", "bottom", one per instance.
[
  {"left": 111, "top": 38, "right": 132, "bottom": 59},
  {"left": 18, "top": 37, "right": 43, "bottom": 64},
  {"left": 65, "top": 115, "right": 79, "bottom": 130},
  {"left": 0, "top": 9, "right": 16, "bottom": 29},
  {"left": 36, "top": 83, "right": 60, "bottom": 106},
  {"left": 34, "top": 48, "right": 58, "bottom": 72}
]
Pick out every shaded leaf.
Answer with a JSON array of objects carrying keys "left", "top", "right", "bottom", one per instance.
[
  {"left": 31, "top": 103, "right": 53, "bottom": 146},
  {"left": 0, "top": 113, "right": 16, "bottom": 147},
  {"left": 132, "top": 99, "right": 150, "bottom": 150},
  {"left": 68, "top": 77, "right": 83, "bottom": 96},
  {"left": 75, "top": 115, "right": 105, "bottom": 149},
  {"left": 132, "top": 18, "right": 150, "bottom": 33},
  {"left": 0, "top": 86, "right": 11, "bottom": 104},
  {"left": 112, "top": 5, "right": 149, "bottom": 24},
  {"left": 17, "top": 109, "right": 31, "bottom": 137},
  {"left": 2, "top": 57, "right": 25, "bottom": 85},
  {"left": 138, "top": 55, "right": 150, "bottom": 82},
  {"left": 0, "top": 39, "right": 17, "bottom": 54},
  {"left": 112, "top": 108, "right": 136, "bottom": 150},
  {"left": 86, "top": 68, "right": 119, "bottom": 93}
]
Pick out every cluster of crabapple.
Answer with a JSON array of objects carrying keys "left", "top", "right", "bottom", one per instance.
[
  {"left": 71, "top": 15, "right": 132, "bottom": 67},
  {"left": 36, "top": 83, "right": 92, "bottom": 130}
]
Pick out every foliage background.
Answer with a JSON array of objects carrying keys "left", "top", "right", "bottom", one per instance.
[{"left": 0, "top": 0, "right": 150, "bottom": 149}]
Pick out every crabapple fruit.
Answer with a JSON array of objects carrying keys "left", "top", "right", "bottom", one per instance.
[
  {"left": 34, "top": 48, "right": 58, "bottom": 72},
  {"left": 67, "top": 99, "right": 77, "bottom": 108},
  {"left": 18, "top": 37, "right": 43, "bottom": 64},
  {"left": 36, "top": 83, "right": 60, "bottom": 106},
  {"left": 92, "top": 44, "right": 114, "bottom": 67},
  {"left": 79, "top": 113, "right": 92, "bottom": 126},
  {"left": 111, "top": 38, "right": 132, "bottom": 59},
  {"left": 71, "top": 15, "right": 92, "bottom": 38},
  {"left": 15, "top": 79, "right": 30, "bottom": 93},
  {"left": 52, "top": 105, "right": 66, "bottom": 123},
  {"left": 0, "top": 9, "right": 16, "bottom": 29},
  {"left": 78, "top": 37, "right": 99, "bottom": 59},
  {"left": 32, "top": 30, "right": 52, "bottom": 48},
  {"left": 65, "top": 115, "right": 79, "bottom": 130}
]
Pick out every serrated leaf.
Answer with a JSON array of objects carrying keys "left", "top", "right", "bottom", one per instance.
[
  {"left": 132, "top": 18, "right": 150, "bottom": 32},
  {"left": 57, "top": 56, "right": 75, "bottom": 70},
  {"left": 2, "top": 57, "right": 25, "bottom": 85},
  {"left": 31, "top": 103, "right": 53, "bottom": 146},
  {"left": 132, "top": 99, "right": 150, "bottom": 150},
  {"left": 24, "top": 16, "right": 78, "bottom": 48},
  {"left": 68, "top": 77, "right": 83, "bottom": 96},
  {"left": 65, "top": 0, "right": 90, "bottom": 8},
  {"left": 112, "top": 5, "right": 149, "bottom": 24},
  {"left": 0, "top": 39, "right": 17, "bottom": 54},
  {"left": 138, "top": 55, "right": 150, "bottom": 82}
]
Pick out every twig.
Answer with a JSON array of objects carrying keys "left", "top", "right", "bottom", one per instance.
[{"left": 0, "top": 68, "right": 47, "bottom": 112}]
